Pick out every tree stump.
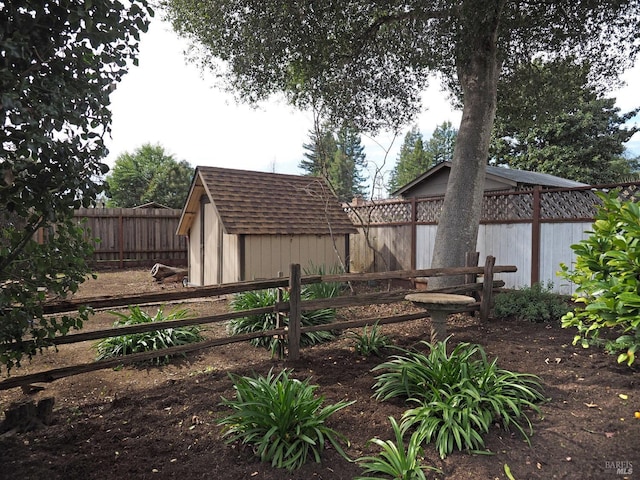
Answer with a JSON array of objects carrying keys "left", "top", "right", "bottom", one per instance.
[{"left": 0, "top": 397, "right": 55, "bottom": 434}]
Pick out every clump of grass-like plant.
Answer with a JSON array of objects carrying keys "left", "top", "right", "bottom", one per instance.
[
  {"left": 218, "top": 368, "right": 354, "bottom": 470},
  {"left": 372, "top": 338, "right": 544, "bottom": 459},
  {"left": 94, "top": 305, "right": 202, "bottom": 365},
  {"left": 228, "top": 265, "right": 342, "bottom": 354},
  {"left": 348, "top": 322, "right": 389, "bottom": 357},
  {"left": 355, "top": 417, "right": 441, "bottom": 480}
]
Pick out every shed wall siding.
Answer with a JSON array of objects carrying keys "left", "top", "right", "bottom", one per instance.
[
  {"left": 188, "top": 206, "right": 202, "bottom": 286},
  {"left": 243, "top": 235, "right": 346, "bottom": 280},
  {"left": 222, "top": 232, "right": 240, "bottom": 283},
  {"left": 203, "top": 203, "right": 219, "bottom": 285}
]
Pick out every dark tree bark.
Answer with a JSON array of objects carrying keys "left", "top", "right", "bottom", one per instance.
[{"left": 430, "top": 22, "right": 500, "bottom": 288}]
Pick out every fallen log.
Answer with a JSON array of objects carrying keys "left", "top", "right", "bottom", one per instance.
[{"left": 150, "top": 263, "right": 188, "bottom": 283}]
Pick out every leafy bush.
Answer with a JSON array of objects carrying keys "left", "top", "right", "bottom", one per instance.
[
  {"left": 228, "top": 265, "right": 343, "bottom": 353},
  {"left": 218, "top": 369, "right": 353, "bottom": 470},
  {"left": 355, "top": 417, "right": 440, "bottom": 480},
  {"left": 348, "top": 322, "right": 389, "bottom": 357},
  {"left": 95, "top": 306, "right": 202, "bottom": 365},
  {"left": 559, "top": 190, "right": 640, "bottom": 366},
  {"left": 493, "top": 282, "right": 571, "bottom": 323},
  {"left": 372, "top": 338, "right": 544, "bottom": 458}
]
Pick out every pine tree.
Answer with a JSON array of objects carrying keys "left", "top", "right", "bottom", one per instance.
[
  {"left": 300, "top": 123, "right": 337, "bottom": 177},
  {"left": 300, "top": 124, "right": 368, "bottom": 202},
  {"left": 427, "top": 121, "right": 457, "bottom": 166},
  {"left": 388, "top": 126, "right": 429, "bottom": 192}
]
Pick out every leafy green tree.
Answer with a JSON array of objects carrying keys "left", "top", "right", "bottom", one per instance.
[
  {"left": 300, "top": 125, "right": 367, "bottom": 202},
  {"left": 492, "top": 59, "right": 640, "bottom": 184},
  {"left": 107, "top": 144, "right": 194, "bottom": 209},
  {"left": 163, "top": 0, "right": 640, "bottom": 285},
  {"left": 0, "top": 0, "right": 152, "bottom": 371}
]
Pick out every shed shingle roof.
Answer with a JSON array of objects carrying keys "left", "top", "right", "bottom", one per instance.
[{"left": 178, "top": 167, "right": 357, "bottom": 236}]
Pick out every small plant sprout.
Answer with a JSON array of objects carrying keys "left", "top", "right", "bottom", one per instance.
[
  {"left": 354, "top": 417, "right": 441, "bottom": 480},
  {"left": 348, "top": 322, "right": 389, "bottom": 356}
]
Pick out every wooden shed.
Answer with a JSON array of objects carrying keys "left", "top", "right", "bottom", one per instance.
[
  {"left": 392, "top": 161, "right": 587, "bottom": 198},
  {"left": 176, "top": 166, "right": 357, "bottom": 286}
]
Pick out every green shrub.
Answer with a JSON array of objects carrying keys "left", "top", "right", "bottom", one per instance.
[
  {"left": 228, "top": 266, "right": 343, "bottom": 354},
  {"left": 355, "top": 417, "right": 440, "bottom": 480},
  {"left": 493, "top": 282, "right": 571, "bottom": 323},
  {"left": 559, "top": 190, "right": 640, "bottom": 366},
  {"left": 94, "top": 305, "right": 202, "bottom": 365},
  {"left": 218, "top": 369, "right": 353, "bottom": 470},
  {"left": 372, "top": 338, "right": 544, "bottom": 459},
  {"left": 348, "top": 322, "right": 389, "bottom": 357}
]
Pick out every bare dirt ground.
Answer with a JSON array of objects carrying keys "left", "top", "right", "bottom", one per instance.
[{"left": 0, "top": 270, "right": 639, "bottom": 480}]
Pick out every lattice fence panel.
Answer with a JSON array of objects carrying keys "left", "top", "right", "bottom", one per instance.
[
  {"left": 539, "top": 190, "right": 601, "bottom": 220},
  {"left": 615, "top": 183, "right": 640, "bottom": 202},
  {"left": 346, "top": 201, "right": 412, "bottom": 225},
  {"left": 416, "top": 198, "right": 443, "bottom": 222},
  {"left": 482, "top": 192, "right": 533, "bottom": 221}
]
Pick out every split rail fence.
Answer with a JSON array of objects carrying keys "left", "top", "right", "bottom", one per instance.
[
  {"left": 0, "top": 257, "right": 515, "bottom": 392},
  {"left": 346, "top": 182, "right": 640, "bottom": 295}
]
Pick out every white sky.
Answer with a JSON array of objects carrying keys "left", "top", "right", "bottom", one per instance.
[{"left": 106, "top": 17, "right": 640, "bottom": 195}]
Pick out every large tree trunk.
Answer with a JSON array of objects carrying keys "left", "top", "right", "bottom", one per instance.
[{"left": 430, "top": 17, "right": 500, "bottom": 289}]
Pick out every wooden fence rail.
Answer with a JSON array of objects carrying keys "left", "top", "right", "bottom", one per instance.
[{"left": 1, "top": 257, "right": 515, "bottom": 391}]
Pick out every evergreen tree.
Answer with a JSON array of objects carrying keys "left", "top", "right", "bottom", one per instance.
[
  {"left": 334, "top": 126, "right": 368, "bottom": 201},
  {"left": 300, "top": 124, "right": 368, "bottom": 202},
  {"left": 427, "top": 121, "right": 457, "bottom": 166},
  {"left": 388, "top": 122, "right": 458, "bottom": 193},
  {"left": 300, "top": 123, "right": 337, "bottom": 177}
]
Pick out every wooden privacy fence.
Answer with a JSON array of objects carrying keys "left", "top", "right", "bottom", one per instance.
[
  {"left": 346, "top": 181, "right": 640, "bottom": 294},
  {"left": 72, "top": 208, "right": 187, "bottom": 269},
  {"left": 0, "top": 257, "right": 515, "bottom": 391}
]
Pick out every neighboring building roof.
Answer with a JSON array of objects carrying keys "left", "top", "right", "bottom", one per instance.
[
  {"left": 133, "top": 201, "right": 172, "bottom": 209},
  {"left": 177, "top": 167, "right": 357, "bottom": 236},
  {"left": 484, "top": 164, "right": 588, "bottom": 188},
  {"left": 392, "top": 161, "right": 588, "bottom": 198}
]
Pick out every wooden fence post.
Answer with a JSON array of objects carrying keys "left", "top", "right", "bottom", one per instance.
[
  {"left": 275, "top": 272, "right": 285, "bottom": 359},
  {"left": 531, "top": 185, "right": 541, "bottom": 286},
  {"left": 287, "top": 264, "right": 302, "bottom": 361},
  {"left": 480, "top": 255, "right": 496, "bottom": 322}
]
